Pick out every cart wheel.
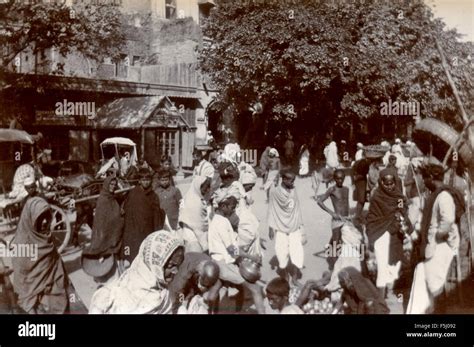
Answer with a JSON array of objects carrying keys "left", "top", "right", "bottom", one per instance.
[{"left": 50, "top": 205, "right": 72, "bottom": 254}]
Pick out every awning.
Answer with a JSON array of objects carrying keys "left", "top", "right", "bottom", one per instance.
[
  {"left": 0, "top": 128, "right": 35, "bottom": 144},
  {"left": 100, "top": 137, "right": 136, "bottom": 146},
  {"left": 95, "top": 96, "right": 193, "bottom": 130}
]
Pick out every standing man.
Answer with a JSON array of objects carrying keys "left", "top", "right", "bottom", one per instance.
[
  {"left": 352, "top": 157, "right": 371, "bottom": 223},
  {"left": 122, "top": 169, "right": 165, "bottom": 265},
  {"left": 407, "top": 164, "right": 465, "bottom": 314},
  {"left": 316, "top": 169, "right": 350, "bottom": 269},
  {"left": 268, "top": 170, "right": 306, "bottom": 286}
]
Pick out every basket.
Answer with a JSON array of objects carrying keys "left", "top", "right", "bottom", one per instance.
[
  {"left": 81, "top": 254, "right": 114, "bottom": 278},
  {"left": 364, "top": 145, "right": 390, "bottom": 159}
]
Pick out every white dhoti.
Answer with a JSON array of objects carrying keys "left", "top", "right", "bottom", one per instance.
[
  {"left": 374, "top": 231, "right": 401, "bottom": 288},
  {"left": 406, "top": 243, "right": 455, "bottom": 314},
  {"left": 264, "top": 170, "right": 279, "bottom": 191},
  {"left": 275, "top": 228, "right": 304, "bottom": 269}
]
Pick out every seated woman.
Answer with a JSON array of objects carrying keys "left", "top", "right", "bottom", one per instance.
[
  {"left": 337, "top": 267, "right": 389, "bottom": 314},
  {"left": 89, "top": 230, "right": 184, "bottom": 314}
]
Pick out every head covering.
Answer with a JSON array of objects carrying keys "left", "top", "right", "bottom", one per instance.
[
  {"left": 221, "top": 143, "right": 241, "bottom": 165},
  {"left": 241, "top": 171, "right": 257, "bottom": 185},
  {"left": 357, "top": 143, "right": 364, "bottom": 149},
  {"left": 179, "top": 176, "right": 209, "bottom": 249},
  {"left": 89, "top": 230, "right": 183, "bottom": 314},
  {"left": 11, "top": 197, "right": 69, "bottom": 314},
  {"left": 395, "top": 138, "right": 401, "bottom": 144},
  {"left": 366, "top": 169, "right": 408, "bottom": 262},
  {"left": 340, "top": 267, "right": 389, "bottom": 314},
  {"left": 213, "top": 182, "right": 242, "bottom": 205},
  {"left": 381, "top": 141, "right": 390, "bottom": 147},
  {"left": 24, "top": 176, "right": 35, "bottom": 187},
  {"left": 83, "top": 176, "right": 123, "bottom": 257},
  {"left": 391, "top": 144, "right": 403, "bottom": 155},
  {"left": 214, "top": 189, "right": 230, "bottom": 205},
  {"left": 269, "top": 148, "right": 279, "bottom": 157}
]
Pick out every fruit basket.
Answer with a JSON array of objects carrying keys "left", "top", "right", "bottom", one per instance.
[{"left": 302, "top": 297, "right": 340, "bottom": 314}]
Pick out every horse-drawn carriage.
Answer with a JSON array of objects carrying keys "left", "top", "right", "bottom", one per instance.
[{"left": 0, "top": 132, "right": 138, "bottom": 254}]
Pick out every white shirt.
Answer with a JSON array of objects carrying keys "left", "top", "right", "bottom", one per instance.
[
  {"left": 208, "top": 214, "right": 239, "bottom": 264},
  {"left": 355, "top": 149, "right": 364, "bottom": 161},
  {"left": 428, "top": 191, "right": 459, "bottom": 251},
  {"left": 194, "top": 159, "right": 215, "bottom": 179}
]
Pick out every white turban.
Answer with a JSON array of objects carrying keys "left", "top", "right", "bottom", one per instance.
[
  {"left": 241, "top": 171, "right": 257, "bottom": 185},
  {"left": 269, "top": 148, "right": 279, "bottom": 157}
]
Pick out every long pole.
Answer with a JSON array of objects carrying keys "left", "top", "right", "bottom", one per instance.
[{"left": 435, "top": 38, "right": 474, "bottom": 151}]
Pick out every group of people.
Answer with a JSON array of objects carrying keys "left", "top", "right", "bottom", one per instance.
[
  {"left": 309, "top": 137, "right": 467, "bottom": 314},
  {"left": 4, "top": 135, "right": 468, "bottom": 315}
]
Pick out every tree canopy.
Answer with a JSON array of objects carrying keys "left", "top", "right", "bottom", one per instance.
[
  {"left": 199, "top": 0, "right": 473, "bottom": 140},
  {"left": 0, "top": 0, "right": 126, "bottom": 75}
]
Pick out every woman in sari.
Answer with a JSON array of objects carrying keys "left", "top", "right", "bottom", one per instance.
[
  {"left": 337, "top": 266, "right": 389, "bottom": 314},
  {"left": 179, "top": 176, "right": 211, "bottom": 253},
  {"left": 366, "top": 169, "right": 412, "bottom": 299},
  {"left": 82, "top": 176, "right": 124, "bottom": 285},
  {"left": 11, "top": 197, "right": 73, "bottom": 314},
  {"left": 89, "top": 230, "right": 184, "bottom": 314}
]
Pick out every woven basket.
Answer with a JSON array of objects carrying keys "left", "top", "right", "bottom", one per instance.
[{"left": 364, "top": 145, "right": 390, "bottom": 159}]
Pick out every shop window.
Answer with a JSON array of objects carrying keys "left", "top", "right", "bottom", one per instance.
[
  {"left": 157, "top": 131, "right": 176, "bottom": 158},
  {"left": 48, "top": 133, "right": 69, "bottom": 161},
  {"left": 132, "top": 56, "right": 141, "bottom": 66}
]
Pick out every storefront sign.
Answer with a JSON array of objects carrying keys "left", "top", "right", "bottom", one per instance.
[{"left": 35, "top": 110, "right": 93, "bottom": 126}]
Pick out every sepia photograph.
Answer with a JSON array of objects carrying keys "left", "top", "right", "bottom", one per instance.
[{"left": 0, "top": 0, "right": 473, "bottom": 343}]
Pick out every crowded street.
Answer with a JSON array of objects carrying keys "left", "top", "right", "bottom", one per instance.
[{"left": 0, "top": 0, "right": 472, "bottom": 325}]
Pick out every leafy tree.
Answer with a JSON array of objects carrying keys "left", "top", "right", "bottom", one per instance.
[
  {"left": 0, "top": 0, "right": 127, "bottom": 125},
  {"left": 0, "top": 0, "right": 126, "bottom": 79},
  {"left": 199, "top": 0, "right": 473, "bottom": 143}
]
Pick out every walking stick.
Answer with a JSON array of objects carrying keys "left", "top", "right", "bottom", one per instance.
[
  {"left": 434, "top": 38, "right": 474, "bottom": 152},
  {"left": 466, "top": 172, "right": 474, "bottom": 275}
]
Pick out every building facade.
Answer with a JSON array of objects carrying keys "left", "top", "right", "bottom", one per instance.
[{"left": 0, "top": 0, "right": 217, "bottom": 170}]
